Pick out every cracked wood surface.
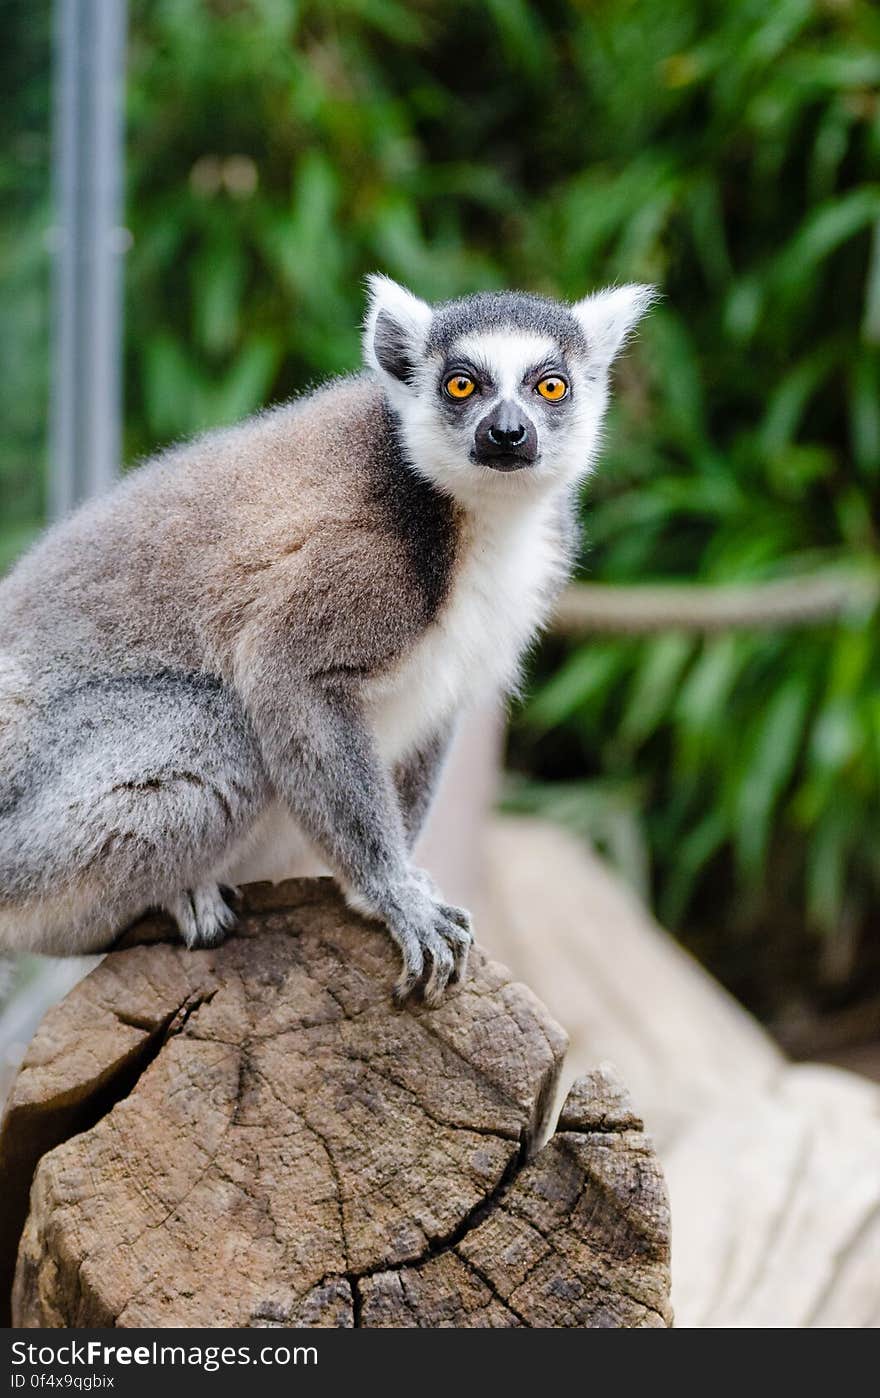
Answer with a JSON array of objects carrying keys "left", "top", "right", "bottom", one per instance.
[{"left": 1, "top": 879, "right": 671, "bottom": 1328}]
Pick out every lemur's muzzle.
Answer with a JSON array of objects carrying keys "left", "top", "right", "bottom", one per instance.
[{"left": 472, "top": 400, "right": 538, "bottom": 470}]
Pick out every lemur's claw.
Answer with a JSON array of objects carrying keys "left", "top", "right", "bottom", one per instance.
[
  {"left": 219, "top": 883, "right": 243, "bottom": 913},
  {"left": 393, "top": 972, "right": 421, "bottom": 1007},
  {"left": 391, "top": 899, "right": 473, "bottom": 1008},
  {"left": 171, "top": 883, "right": 240, "bottom": 949}
]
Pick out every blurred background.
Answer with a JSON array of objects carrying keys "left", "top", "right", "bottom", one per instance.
[{"left": 3, "top": 0, "right": 880, "bottom": 1069}]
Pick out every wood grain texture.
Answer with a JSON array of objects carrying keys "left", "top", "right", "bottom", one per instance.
[
  {"left": 1, "top": 879, "right": 671, "bottom": 1328},
  {"left": 481, "top": 816, "right": 880, "bottom": 1328}
]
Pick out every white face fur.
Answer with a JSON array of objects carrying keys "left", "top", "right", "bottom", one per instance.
[{"left": 363, "top": 274, "right": 654, "bottom": 507}]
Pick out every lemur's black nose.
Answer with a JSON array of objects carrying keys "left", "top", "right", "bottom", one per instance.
[
  {"left": 488, "top": 422, "right": 527, "bottom": 448},
  {"left": 487, "top": 399, "right": 527, "bottom": 447},
  {"left": 472, "top": 399, "right": 539, "bottom": 470}
]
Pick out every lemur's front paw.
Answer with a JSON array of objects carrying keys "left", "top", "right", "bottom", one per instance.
[
  {"left": 386, "top": 883, "right": 473, "bottom": 1007},
  {"left": 169, "top": 883, "right": 239, "bottom": 949}
]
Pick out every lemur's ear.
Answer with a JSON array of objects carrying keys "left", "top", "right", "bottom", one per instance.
[
  {"left": 363, "top": 274, "right": 432, "bottom": 385},
  {"left": 571, "top": 284, "right": 657, "bottom": 369}
]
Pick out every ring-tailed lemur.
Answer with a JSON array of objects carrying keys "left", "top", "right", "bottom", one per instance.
[{"left": 0, "top": 276, "right": 653, "bottom": 1003}]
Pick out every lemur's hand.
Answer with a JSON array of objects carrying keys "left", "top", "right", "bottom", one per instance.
[
  {"left": 347, "top": 871, "right": 473, "bottom": 1006},
  {"left": 389, "top": 880, "right": 473, "bottom": 1006}
]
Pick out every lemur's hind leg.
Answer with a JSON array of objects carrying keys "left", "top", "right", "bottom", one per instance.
[{"left": 0, "top": 672, "right": 270, "bottom": 956}]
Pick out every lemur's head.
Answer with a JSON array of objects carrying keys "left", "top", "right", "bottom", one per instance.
[{"left": 363, "top": 275, "right": 654, "bottom": 502}]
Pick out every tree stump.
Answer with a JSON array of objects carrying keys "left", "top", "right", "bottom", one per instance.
[{"left": 0, "top": 880, "right": 672, "bottom": 1328}]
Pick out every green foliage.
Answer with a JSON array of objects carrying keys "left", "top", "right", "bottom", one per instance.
[
  {"left": 3, "top": 0, "right": 880, "bottom": 1007},
  {"left": 500, "top": 0, "right": 880, "bottom": 999},
  {"left": 0, "top": 1, "right": 51, "bottom": 545}
]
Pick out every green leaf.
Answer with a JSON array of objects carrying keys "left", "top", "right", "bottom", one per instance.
[
  {"left": 759, "top": 345, "right": 841, "bottom": 455},
  {"left": 848, "top": 353, "right": 880, "bottom": 473},
  {"left": 661, "top": 808, "right": 728, "bottom": 926},
  {"left": 773, "top": 187, "right": 880, "bottom": 294},
  {"left": 620, "top": 633, "right": 693, "bottom": 747},
  {"left": 143, "top": 334, "right": 202, "bottom": 438},
  {"left": 206, "top": 338, "right": 281, "bottom": 424},
  {"left": 861, "top": 217, "right": 880, "bottom": 345},
  {"left": 806, "top": 805, "right": 851, "bottom": 933},
  {"left": 483, "top": 0, "right": 551, "bottom": 78},
  {"left": 192, "top": 234, "right": 245, "bottom": 356},
  {"left": 524, "top": 645, "right": 625, "bottom": 733},
  {"left": 734, "top": 676, "right": 811, "bottom": 879}
]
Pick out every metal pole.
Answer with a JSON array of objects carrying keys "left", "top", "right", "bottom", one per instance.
[{"left": 50, "top": 0, "right": 127, "bottom": 518}]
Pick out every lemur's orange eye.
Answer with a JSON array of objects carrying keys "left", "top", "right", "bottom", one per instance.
[
  {"left": 444, "top": 373, "right": 476, "bottom": 400},
  {"left": 536, "top": 375, "right": 568, "bottom": 401}
]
